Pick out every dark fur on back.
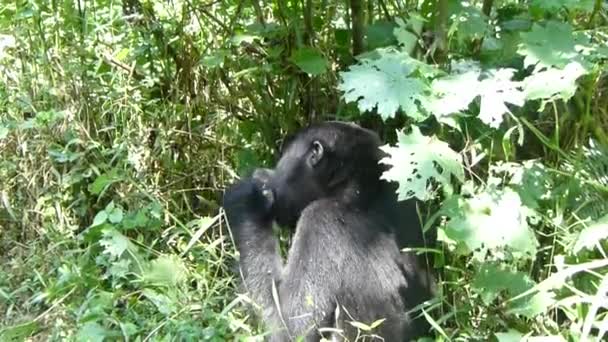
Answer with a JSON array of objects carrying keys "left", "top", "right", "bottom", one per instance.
[{"left": 223, "top": 121, "right": 433, "bottom": 341}]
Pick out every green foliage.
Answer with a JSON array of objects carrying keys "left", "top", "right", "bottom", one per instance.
[
  {"left": 339, "top": 49, "right": 429, "bottom": 120},
  {"left": 1, "top": 0, "right": 607, "bottom": 341},
  {"left": 380, "top": 127, "right": 463, "bottom": 200}
]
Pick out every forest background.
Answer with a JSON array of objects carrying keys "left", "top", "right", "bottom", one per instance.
[{"left": 1, "top": 0, "right": 608, "bottom": 341}]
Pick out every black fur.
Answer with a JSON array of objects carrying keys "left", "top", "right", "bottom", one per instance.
[{"left": 223, "top": 122, "right": 433, "bottom": 341}]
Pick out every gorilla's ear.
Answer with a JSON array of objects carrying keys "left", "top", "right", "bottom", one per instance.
[{"left": 308, "top": 140, "right": 324, "bottom": 167}]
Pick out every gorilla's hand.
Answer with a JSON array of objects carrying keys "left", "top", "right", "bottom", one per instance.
[{"left": 223, "top": 170, "right": 275, "bottom": 225}]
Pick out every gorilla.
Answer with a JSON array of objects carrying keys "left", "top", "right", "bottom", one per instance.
[{"left": 223, "top": 121, "right": 434, "bottom": 341}]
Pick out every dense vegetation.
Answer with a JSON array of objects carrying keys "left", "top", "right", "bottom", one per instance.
[{"left": 1, "top": 0, "right": 607, "bottom": 341}]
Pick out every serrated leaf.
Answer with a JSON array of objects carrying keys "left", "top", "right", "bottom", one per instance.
[
  {"left": 290, "top": 47, "right": 328, "bottom": 76},
  {"left": 477, "top": 69, "right": 525, "bottom": 128},
  {"left": 380, "top": 126, "right": 463, "bottom": 201},
  {"left": 339, "top": 50, "right": 429, "bottom": 120},
  {"left": 427, "top": 62, "right": 524, "bottom": 128},
  {"left": 100, "top": 228, "right": 132, "bottom": 259},
  {"left": 144, "top": 255, "right": 187, "bottom": 286},
  {"left": 427, "top": 61, "right": 481, "bottom": 117},
  {"left": 523, "top": 62, "right": 586, "bottom": 109},
  {"left": 441, "top": 188, "right": 538, "bottom": 260},
  {"left": 573, "top": 214, "right": 608, "bottom": 253},
  {"left": 518, "top": 21, "right": 578, "bottom": 69}
]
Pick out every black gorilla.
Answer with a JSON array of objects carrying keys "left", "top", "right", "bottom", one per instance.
[{"left": 223, "top": 122, "right": 433, "bottom": 341}]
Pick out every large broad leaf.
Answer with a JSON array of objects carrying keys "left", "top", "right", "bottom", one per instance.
[
  {"left": 290, "top": 47, "right": 328, "bottom": 76},
  {"left": 440, "top": 188, "right": 538, "bottom": 260},
  {"left": 427, "top": 61, "right": 524, "bottom": 128},
  {"left": 523, "top": 61, "right": 586, "bottom": 108},
  {"left": 573, "top": 214, "right": 608, "bottom": 253},
  {"left": 518, "top": 21, "right": 578, "bottom": 69},
  {"left": 477, "top": 69, "right": 525, "bottom": 128},
  {"left": 339, "top": 50, "right": 429, "bottom": 121},
  {"left": 380, "top": 126, "right": 463, "bottom": 201}
]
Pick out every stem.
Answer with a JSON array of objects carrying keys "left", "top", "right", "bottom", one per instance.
[{"left": 350, "top": 0, "right": 365, "bottom": 56}]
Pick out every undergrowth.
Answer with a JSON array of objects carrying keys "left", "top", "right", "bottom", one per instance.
[{"left": 1, "top": 0, "right": 607, "bottom": 341}]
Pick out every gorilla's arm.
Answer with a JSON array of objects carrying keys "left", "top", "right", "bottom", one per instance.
[{"left": 224, "top": 179, "right": 335, "bottom": 341}]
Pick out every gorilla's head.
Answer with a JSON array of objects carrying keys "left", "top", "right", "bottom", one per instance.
[{"left": 257, "top": 121, "right": 384, "bottom": 228}]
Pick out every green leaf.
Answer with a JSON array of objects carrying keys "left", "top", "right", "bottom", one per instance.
[
  {"left": 144, "top": 255, "right": 187, "bottom": 286},
  {"left": 0, "top": 321, "right": 39, "bottom": 340},
  {"left": 380, "top": 126, "right": 463, "bottom": 201},
  {"left": 88, "top": 169, "right": 120, "bottom": 195},
  {"left": 105, "top": 202, "right": 124, "bottom": 224},
  {"left": 366, "top": 21, "right": 398, "bottom": 50},
  {"left": 472, "top": 263, "right": 533, "bottom": 304},
  {"left": 339, "top": 50, "right": 429, "bottom": 120},
  {"left": 495, "top": 330, "right": 525, "bottom": 342},
  {"left": 518, "top": 21, "right": 578, "bottom": 69},
  {"left": 523, "top": 61, "right": 586, "bottom": 109},
  {"left": 76, "top": 322, "right": 108, "bottom": 342},
  {"left": 200, "top": 50, "right": 228, "bottom": 68},
  {"left": 91, "top": 211, "right": 108, "bottom": 227},
  {"left": 573, "top": 214, "right": 608, "bottom": 253},
  {"left": 477, "top": 69, "right": 525, "bottom": 128},
  {"left": 0, "top": 125, "right": 8, "bottom": 140},
  {"left": 441, "top": 188, "right": 538, "bottom": 260},
  {"left": 507, "top": 290, "right": 555, "bottom": 318},
  {"left": 448, "top": 4, "right": 489, "bottom": 42},
  {"left": 427, "top": 61, "right": 481, "bottom": 117},
  {"left": 100, "top": 228, "right": 132, "bottom": 259},
  {"left": 393, "top": 16, "right": 424, "bottom": 53},
  {"left": 290, "top": 47, "right": 328, "bottom": 76},
  {"left": 473, "top": 263, "right": 555, "bottom": 318},
  {"left": 122, "top": 210, "right": 149, "bottom": 229},
  {"left": 142, "top": 289, "right": 176, "bottom": 315},
  {"left": 427, "top": 62, "right": 524, "bottom": 128}
]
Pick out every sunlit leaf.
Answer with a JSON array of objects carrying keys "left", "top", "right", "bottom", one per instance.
[
  {"left": 380, "top": 126, "right": 463, "bottom": 201},
  {"left": 441, "top": 188, "right": 538, "bottom": 260},
  {"left": 427, "top": 61, "right": 524, "bottom": 128},
  {"left": 339, "top": 49, "right": 429, "bottom": 120},
  {"left": 523, "top": 62, "right": 586, "bottom": 108},
  {"left": 573, "top": 214, "right": 608, "bottom": 253}
]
